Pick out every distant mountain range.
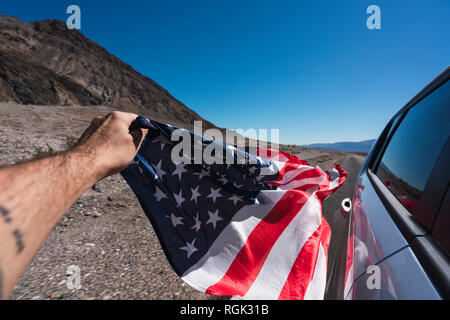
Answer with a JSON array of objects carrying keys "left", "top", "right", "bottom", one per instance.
[{"left": 299, "top": 139, "right": 376, "bottom": 154}]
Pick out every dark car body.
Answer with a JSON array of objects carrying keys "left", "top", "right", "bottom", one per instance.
[{"left": 325, "top": 67, "right": 450, "bottom": 299}]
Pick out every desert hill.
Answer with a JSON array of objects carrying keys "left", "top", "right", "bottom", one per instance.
[{"left": 0, "top": 15, "right": 215, "bottom": 130}]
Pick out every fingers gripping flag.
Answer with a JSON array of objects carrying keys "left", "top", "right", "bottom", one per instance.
[{"left": 121, "top": 118, "right": 347, "bottom": 300}]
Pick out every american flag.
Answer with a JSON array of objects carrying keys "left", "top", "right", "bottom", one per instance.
[{"left": 122, "top": 118, "right": 347, "bottom": 300}]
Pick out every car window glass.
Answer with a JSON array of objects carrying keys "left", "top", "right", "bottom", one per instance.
[
  {"left": 372, "top": 112, "right": 403, "bottom": 171},
  {"left": 376, "top": 80, "right": 450, "bottom": 216}
]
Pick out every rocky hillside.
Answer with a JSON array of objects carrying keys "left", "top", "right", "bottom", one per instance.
[{"left": 0, "top": 15, "right": 215, "bottom": 130}]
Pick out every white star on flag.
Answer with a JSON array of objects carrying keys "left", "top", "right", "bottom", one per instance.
[
  {"left": 170, "top": 214, "right": 183, "bottom": 227},
  {"left": 218, "top": 174, "right": 228, "bottom": 185},
  {"left": 180, "top": 239, "right": 198, "bottom": 258},
  {"left": 172, "top": 165, "right": 187, "bottom": 180},
  {"left": 229, "top": 194, "right": 244, "bottom": 205},
  {"left": 174, "top": 190, "right": 185, "bottom": 207},
  {"left": 154, "top": 186, "right": 167, "bottom": 201},
  {"left": 190, "top": 186, "right": 201, "bottom": 204},
  {"left": 207, "top": 187, "right": 222, "bottom": 203},
  {"left": 206, "top": 209, "right": 223, "bottom": 229},
  {"left": 154, "top": 160, "right": 166, "bottom": 178},
  {"left": 191, "top": 214, "right": 202, "bottom": 232},
  {"left": 195, "top": 169, "right": 210, "bottom": 180}
]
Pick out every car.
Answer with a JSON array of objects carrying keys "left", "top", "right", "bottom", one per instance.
[{"left": 325, "top": 67, "right": 450, "bottom": 300}]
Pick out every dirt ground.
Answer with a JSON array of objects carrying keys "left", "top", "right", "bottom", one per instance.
[{"left": 0, "top": 103, "right": 358, "bottom": 300}]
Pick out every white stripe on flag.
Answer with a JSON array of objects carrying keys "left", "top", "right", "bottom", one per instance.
[
  {"left": 303, "top": 243, "right": 327, "bottom": 300},
  {"left": 279, "top": 175, "right": 325, "bottom": 190},
  {"left": 274, "top": 165, "right": 313, "bottom": 185}
]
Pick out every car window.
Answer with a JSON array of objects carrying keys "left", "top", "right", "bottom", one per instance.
[
  {"left": 376, "top": 79, "right": 450, "bottom": 217},
  {"left": 371, "top": 112, "right": 403, "bottom": 170}
]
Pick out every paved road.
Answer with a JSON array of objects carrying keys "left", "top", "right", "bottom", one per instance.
[
  {"left": 322, "top": 154, "right": 366, "bottom": 224},
  {"left": 321, "top": 155, "right": 366, "bottom": 299}
]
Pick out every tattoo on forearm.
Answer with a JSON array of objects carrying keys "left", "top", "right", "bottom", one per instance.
[
  {"left": 0, "top": 205, "right": 11, "bottom": 223},
  {"left": 13, "top": 229, "right": 25, "bottom": 254},
  {"left": 0, "top": 205, "right": 24, "bottom": 254}
]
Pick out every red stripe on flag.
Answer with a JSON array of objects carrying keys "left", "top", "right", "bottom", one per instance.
[
  {"left": 277, "top": 208, "right": 331, "bottom": 300},
  {"left": 205, "top": 189, "right": 311, "bottom": 297},
  {"left": 278, "top": 225, "right": 321, "bottom": 298},
  {"left": 269, "top": 167, "right": 324, "bottom": 187},
  {"left": 319, "top": 215, "right": 332, "bottom": 254},
  {"left": 257, "top": 148, "right": 310, "bottom": 184},
  {"left": 344, "top": 234, "right": 354, "bottom": 289}
]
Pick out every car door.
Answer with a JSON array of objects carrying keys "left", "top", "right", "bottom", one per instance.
[{"left": 345, "top": 70, "right": 449, "bottom": 299}]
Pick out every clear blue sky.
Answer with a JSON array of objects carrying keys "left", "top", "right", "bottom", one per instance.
[{"left": 2, "top": 0, "right": 449, "bottom": 144}]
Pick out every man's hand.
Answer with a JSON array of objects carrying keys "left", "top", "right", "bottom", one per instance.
[
  {"left": 74, "top": 111, "right": 147, "bottom": 179},
  {"left": 0, "top": 111, "right": 147, "bottom": 299}
]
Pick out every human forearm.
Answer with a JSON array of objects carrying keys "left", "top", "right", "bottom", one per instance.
[
  {"left": 0, "top": 111, "right": 147, "bottom": 299},
  {"left": 0, "top": 150, "right": 102, "bottom": 298}
]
